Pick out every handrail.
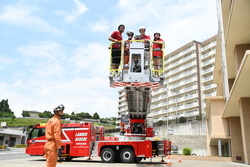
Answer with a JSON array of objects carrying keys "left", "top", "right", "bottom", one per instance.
[
  {"left": 151, "top": 41, "right": 165, "bottom": 76},
  {"left": 109, "top": 40, "right": 165, "bottom": 77},
  {"left": 109, "top": 40, "right": 124, "bottom": 75}
]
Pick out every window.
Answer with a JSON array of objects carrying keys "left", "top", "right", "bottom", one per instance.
[{"left": 28, "top": 128, "right": 45, "bottom": 140}]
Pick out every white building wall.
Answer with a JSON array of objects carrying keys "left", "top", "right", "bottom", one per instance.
[{"left": 116, "top": 36, "right": 217, "bottom": 128}]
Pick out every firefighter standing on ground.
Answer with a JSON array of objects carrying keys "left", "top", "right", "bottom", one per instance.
[{"left": 44, "top": 104, "right": 64, "bottom": 167}]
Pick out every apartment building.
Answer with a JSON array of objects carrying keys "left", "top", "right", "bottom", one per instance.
[
  {"left": 116, "top": 36, "right": 217, "bottom": 126},
  {"left": 151, "top": 36, "right": 217, "bottom": 125},
  {"left": 117, "top": 89, "right": 127, "bottom": 123},
  {"left": 206, "top": 0, "right": 250, "bottom": 164}
]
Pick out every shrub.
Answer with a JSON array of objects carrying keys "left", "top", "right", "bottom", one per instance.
[
  {"left": 157, "top": 120, "right": 164, "bottom": 126},
  {"left": 179, "top": 116, "right": 187, "bottom": 123},
  {"left": 0, "top": 145, "right": 7, "bottom": 149},
  {"left": 13, "top": 144, "right": 27, "bottom": 148},
  {"left": 182, "top": 147, "right": 192, "bottom": 155}
]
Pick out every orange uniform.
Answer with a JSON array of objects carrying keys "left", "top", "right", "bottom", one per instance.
[{"left": 44, "top": 115, "right": 62, "bottom": 167}]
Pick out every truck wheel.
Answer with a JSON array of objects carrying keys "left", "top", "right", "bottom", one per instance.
[
  {"left": 120, "top": 148, "right": 135, "bottom": 163},
  {"left": 101, "top": 148, "right": 116, "bottom": 163},
  {"left": 65, "top": 157, "right": 73, "bottom": 161}
]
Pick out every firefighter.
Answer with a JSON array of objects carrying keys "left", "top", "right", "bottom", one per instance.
[
  {"left": 138, "top": 26, "right": 150, "bottom": 41},
  {"left": 137, "top": 26, "right": 151, "bottom": 70},
  {"left": 108, "top": 24, "right": 125, "bottom": 70},
  {"left": 44, "top": 104, "right": 64, "bottom": 167},
  {"left": 152, "top": 32, "right": 164, "bottom": 76},
  {"left": 124, "top": 30, "right": 134, "bottom": 66},
  {"left": 119, "top": 121, "right": 126, "bottom": 135}
]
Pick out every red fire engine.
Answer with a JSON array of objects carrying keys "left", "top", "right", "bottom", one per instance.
[
  {"left": 26, "top": 122, "right": 171, "bottom": 163},
  {"left": 26, "top": 38, "right": 171, "bottom": 163}
]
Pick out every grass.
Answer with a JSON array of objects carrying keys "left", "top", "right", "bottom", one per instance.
[
  {"left": 0, "top": 118, "right": 48, "bottom": 127},
  {"left": 0, "top": 118, "right": 116, "bottom": 129}
]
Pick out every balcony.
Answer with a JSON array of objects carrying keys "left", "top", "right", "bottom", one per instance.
[
  {"left": 203, "top": 75, "right": 213, "bottom": 82},
  {"left": 202, "top": 50, "right": 215, "bottom": 59},
  {"left": 202, "top": 58, "right": 215, "bottom": 66},
  {"left": 153, "top": 88, "right": 168, "bottom": 95},
  {"left": 201, "top": 42, "right": 216, "bottom": 52},
  {"left": 202, "top": 66, "right": 214, "bottom": 75},
  {"left": 184, "top": 102, "right": 199, "bottom": 109},
  {"left": 166, "top": 46, "right": 195, "bottom": 64},
  {"left": 167, "top": 61, "right": 196, "bottom": 76},
  {"left": 205, "top": 92, "right": 216, "bottom": 97},
  {"left": 184, "top": 111, "right": 199, "bottom": 117},
  {"left": 203, "top": 84, "right": 216, "bottom": 91},
  {"left": 168, "top": 68, "right": 197, "bottom": 83},
  {"left": 166, "top": 53, "right": 196, "bottom": 70}
]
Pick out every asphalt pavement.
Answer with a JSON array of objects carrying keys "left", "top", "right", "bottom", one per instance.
[{"left": 1, "top": 148, "right": 249, "bottom": 167}]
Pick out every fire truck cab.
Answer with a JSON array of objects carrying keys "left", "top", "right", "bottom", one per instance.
[{"left": 26, "top": 123, "right": 171, "bottom": 163}]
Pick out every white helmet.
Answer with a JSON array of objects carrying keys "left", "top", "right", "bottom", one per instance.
[
  {"left": 139, "top": 26, "right": 146, "bottom": 31},
  {"left": 53, "top": 104, "right": 65, "bottom": 113}
]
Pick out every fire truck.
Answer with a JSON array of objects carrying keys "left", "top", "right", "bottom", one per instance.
[
  {"left": 26, "top": 122, "right": 171, "bottom": 163},
  {"left": 26, "top": 38, "right": 171, "bottom": 163}
]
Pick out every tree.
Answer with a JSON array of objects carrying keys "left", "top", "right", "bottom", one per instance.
[
  {"left": 75, "top": 112, "right": 92, "bottom": 120},
  {"left": 157, "top": 120, "right": 164, "bottom": 126},
  {"left": 93, "top": 112, "right": 100, "bottom": 119},
  {"left": 0, "top": 99, "right": 11, "bottom": 113},
  {"left": 22, "top": 110, "right": 30, "bottom": 117},
  {"left": 0, "top": 99, "right": 15, "bottom": 118},
  {"left": 39, "top": 111, "right": 53, "bottom": 118},
  {"left": 179, "top": 116, "right": 187, "bottom": 123}
]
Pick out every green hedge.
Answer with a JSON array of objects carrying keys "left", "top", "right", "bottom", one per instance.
[
  {"left": 13, "top": 144, "right": 27, "bottom": 148},
  {"left": 0, "top": 145, "right": 7, "bottom": 149},
  {"left": 182, "top": 147, "right": 192, "bottom": 155}
]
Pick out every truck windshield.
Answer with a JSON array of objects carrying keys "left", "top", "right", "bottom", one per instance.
[{"left": 28, "top": 128, "right": 45, "bottom": 140}]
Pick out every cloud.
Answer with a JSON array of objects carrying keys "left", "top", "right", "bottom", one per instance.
[
  {"left": 0, "top": 3, "right": 65, "bottom": 35},
  {"left": 3, "top": 41, "right": 117, "bottom": 118},
  {"left": 16, "top": 42, "right": 64, "bottom": 58},
  {"left": 90, "top": 19, "right": 109, "bottom": 33},
  {"left": 0, "top": 0, "right": 218, "bottom": 119},
  {"left": 0, "top": 54, "right": 16, "bottom": 69},
  {"left": 114, "top": 0, "right": 218, "bottom": 52},
  {"left": 54, "top": 0, "right": 89, "bottom": 23}
]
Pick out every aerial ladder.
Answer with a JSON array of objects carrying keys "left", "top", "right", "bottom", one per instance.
[{"left": 109, "top": 39, "right": 165, "bottom": 140}]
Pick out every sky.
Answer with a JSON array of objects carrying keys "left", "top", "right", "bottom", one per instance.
[{"left": 0, "top": 0, "right": 218, "bottom": 118}]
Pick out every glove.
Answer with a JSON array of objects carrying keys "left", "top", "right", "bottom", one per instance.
[
  {"left": 58, "top": 148, "right": 63, "bottom": 162},
  {"left": 58, "top": 148, "right": 62, "bottom": 155}
]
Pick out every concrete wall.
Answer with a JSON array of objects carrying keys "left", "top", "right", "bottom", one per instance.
[{"left": 154, "top": 120, "right": 207, "bottom": 156}]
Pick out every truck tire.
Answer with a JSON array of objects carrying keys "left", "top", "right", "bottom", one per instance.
[
  {"left": 120, "top": 148, "right": 135, "bottom": 163},
  {"left": 101, "top": 148, "right": 116, "bottom": 163},
  {"left": 65, "top": 157, "right": 73, "bottom": 161}
]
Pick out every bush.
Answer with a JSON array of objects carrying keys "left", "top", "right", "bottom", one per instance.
[
  {"left": 179, "top": 116, "right": 187, "bottom": 123},
  {"left": 0, "top": 145, "right": 7, "bottom": 149},
  {"left": 157, "top": 120, "right": 164, "bottom": 126},
  {"left": 13, "top": 144, "right": 27, "bottom": 148},
  {"left": 182, "top": 147, "right": 192, "bottom": 155}
]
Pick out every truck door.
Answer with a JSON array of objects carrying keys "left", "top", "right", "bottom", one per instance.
[{"left": 26, "top": 128, "right": 46, "bottom": 155}]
